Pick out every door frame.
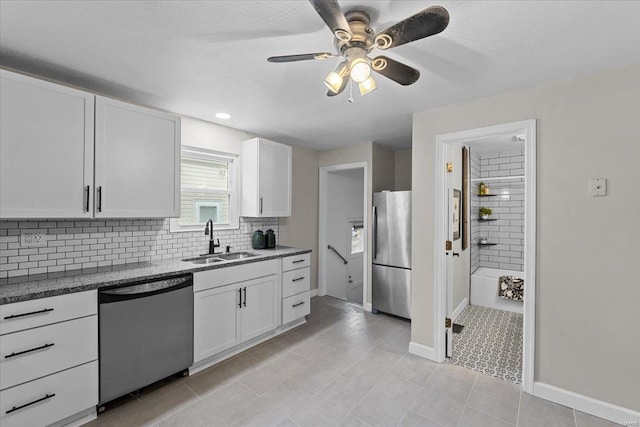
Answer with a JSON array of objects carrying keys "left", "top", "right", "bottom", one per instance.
[
  {"left": 319, "top": 162, "right": 369, "bottom": 309},
  {"left": 433, "top": 119, "right": 537, "bottom": 393}
]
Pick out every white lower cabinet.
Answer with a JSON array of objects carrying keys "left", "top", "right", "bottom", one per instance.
[
  {"left": 281, "top": 254, "right": 311, "bottom": 325},
  {"left": 0, "top": 290, "right": 98, "bottom": 427},
  {"left": 282, "top": 291, "right": 311, "bottom": 325},
  {"left": 0, "top": 361, "right": 98, "bottom": 427},
  {"left": 193, "top": 283, "right": 242, "bottom": 362},
  {"left": 0, "top": 315, "right": 97, "bottom": 390},
  {"left": 241, "top": 276, "right": 278, "bottom": 342},
  {"left": 193, "top": 261, "right": 279, "bottom": 364}
]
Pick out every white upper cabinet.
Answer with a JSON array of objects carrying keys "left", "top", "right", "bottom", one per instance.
[
  {"left": 0, "top": 70, "right": 95, "bottom": 218},
  {"left": 95, "top": 96, "right": 180, "bottom": 218},
  {"left": 242, "top": 138, "right": 292, "bottom": 217}
]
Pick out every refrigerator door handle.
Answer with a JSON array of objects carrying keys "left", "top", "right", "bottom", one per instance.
[{"left": 373, "top": 205, "right": 378, "bottom": 260}]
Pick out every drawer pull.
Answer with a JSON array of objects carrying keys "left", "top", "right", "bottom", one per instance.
[
  {"left": 292, "top": 259, "right": 305, "bottom": 264},
  {"left": 292, "top": 277, "right": 305, "bottom": 282},
  {"left": 4, "top": 308, "right": 54, "bottom": 320},
  {"left": 5, "top": 343, "right": 55, "bottom": 359},
  {"left": 292, "top": 301, "right": 306, "bottom": 308},
  {"left": 6, "top": 393, "right": 55, "bottom": 414}
]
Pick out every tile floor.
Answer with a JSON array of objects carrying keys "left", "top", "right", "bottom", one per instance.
[
  {"left": 450, "top": 305, "right": 523, "bottom": 384},
  {"left": 87, "top": 296, "right": 619, "bottom": 427}
]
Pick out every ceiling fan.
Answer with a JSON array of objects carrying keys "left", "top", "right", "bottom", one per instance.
[{"left": 267, "top": 0, "right": 449, "bottom": 97}]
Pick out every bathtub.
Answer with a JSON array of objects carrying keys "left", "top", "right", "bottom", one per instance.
[{"left": 471, "top": 267, "right": 523, "bottom": 313}]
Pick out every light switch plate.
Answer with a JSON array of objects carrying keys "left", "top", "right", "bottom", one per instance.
[
  {"left": 589, "top": 178, "right": 607, "bottom": 197},
  {"left": 20, "top": 230, "right": 47, "bottom": 247}
]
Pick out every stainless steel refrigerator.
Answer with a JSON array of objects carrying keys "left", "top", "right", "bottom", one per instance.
[{"left": 372, "top": 191, "right": 412, "bottom": 319}]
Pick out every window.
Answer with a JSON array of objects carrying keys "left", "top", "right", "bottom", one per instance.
[
  {"left": 170, "top": 146, "right": 238, "bottom": 232},
  {"left": 351, "top": 222, "right": 364, "bottom": 254}
]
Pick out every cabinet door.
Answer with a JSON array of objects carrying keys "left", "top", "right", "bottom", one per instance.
[
  {"left": 193, "top": 284, "right": 241, "bottom": 363},
  {"left": 0, "top": 70, "right": 94, "bottom": 218},
  {"left": 258, "top": 140, "right": 292, "bottom": 217},
  {"left": 95, "top": 96, "right": 180, "bottom": 218},
  {"left": 240, "top": 275, "right": 278, "bottom": 342}
]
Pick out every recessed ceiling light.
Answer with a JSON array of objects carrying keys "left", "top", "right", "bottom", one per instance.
[{"left": 215, "top": 112, "right": 231, "bottom": 120}]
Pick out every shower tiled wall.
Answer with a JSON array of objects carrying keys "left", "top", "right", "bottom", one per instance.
[
  {"left": 0, "top": 217, "right": 278, "bottom": 278},
  {"left": 471, "top": 149, "right": 525, "bottom": 272}
]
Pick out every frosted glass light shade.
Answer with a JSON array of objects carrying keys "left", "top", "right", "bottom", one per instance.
[
  {"left": 350, "top": 59, "right": 371, "bottom": 83},
  {"left": 323, "top": 71, "right": 343, "bottom": 93},
  {"left": 358, "top": 76, "right": 377, "bottom": 96}
]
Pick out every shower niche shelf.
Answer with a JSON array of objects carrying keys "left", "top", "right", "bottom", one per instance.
[
  {"left": 477, "top": 194, "right": 498, "bottom": 197},
  {"left": 477, "top": 218, "right": 498, "bottom": 222},
  {"left": 478, "top": 242, "right": 498, "bottom": 246}
]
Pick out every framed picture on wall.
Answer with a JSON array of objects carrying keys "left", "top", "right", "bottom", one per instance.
[{"left": 453, "top": 188, "right": 461, "bottom": 240}]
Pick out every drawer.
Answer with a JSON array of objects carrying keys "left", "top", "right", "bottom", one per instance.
[
  {"left": 0, "top": 315, "right": 97, "bottom": 390},
  {"left": 282, "top": 268, "right": 310, "bottom": 298},
  {"left": 282, "top": 253, "right": 310, "bottom": 272},
  {"left": 0, "top": 360, "right": 98, "bottom": 427},
  {"left": 0, "top": 291, "right": 97, "bottom": 335},
  {"left": 194, "top": 259, "right": 278, "bottom": 292},
  {"left": 282, "top": 291, "right": 310, "bottom": 325}
]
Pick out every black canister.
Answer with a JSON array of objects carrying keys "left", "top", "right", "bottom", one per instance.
[
  {"left": 252, "top": 230, "right": 266, "bottom": 250},
  {"left": 265, "top": 229, "right": 276, "bottom": 249}
]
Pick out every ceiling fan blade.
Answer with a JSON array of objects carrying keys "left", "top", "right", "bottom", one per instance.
[
  {"left": 371, "top": 56, "right": 420, "bottom": 86},
  {"left": 267, "top": 52, "right": 334, "bottom": 63},
  {"left": 374, "top": 6, "right": 449, "bottom": 50},
  {"left": 308, "top": 0, "right": 352, "bottom": 40}
]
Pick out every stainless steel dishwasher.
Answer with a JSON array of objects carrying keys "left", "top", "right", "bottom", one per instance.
[{"left": 98, "top": 274, "right": 193, "bottom": 406}]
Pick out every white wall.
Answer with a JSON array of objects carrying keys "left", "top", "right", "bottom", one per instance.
[
  {"left": 394, "top": 149, "right": 412, "bottom": 191},
  {"left": 412, "top": 64, "right": 640, "bottom": 411},
  {"left": 278, "top": 145, "right": 320, "bottom": 291},
  {"left": 325, "top": 169, "right": 364, "bottom": 300}
]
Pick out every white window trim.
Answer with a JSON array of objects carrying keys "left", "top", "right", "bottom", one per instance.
[{"left": 170, "top": 146, "right": 239, "bottom": 233}]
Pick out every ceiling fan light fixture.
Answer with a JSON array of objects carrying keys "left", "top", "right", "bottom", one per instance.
[
  {"left": 323, "top": 71, "right": 344, "bottom": 93},
  {"left": 358, "top": 76, "right": 377, "bottom": 96},
  {"left": 350, "top": 58, "right": 371, "bottom": 83}
]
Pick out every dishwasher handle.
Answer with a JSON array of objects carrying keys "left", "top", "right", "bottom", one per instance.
[{"left": 100, "top": 276, "right": 193, "bottom": 304}]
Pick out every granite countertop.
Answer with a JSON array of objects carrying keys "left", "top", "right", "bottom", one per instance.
[{"left": 0, "top": 246, "right": 311, "bottom": 305}]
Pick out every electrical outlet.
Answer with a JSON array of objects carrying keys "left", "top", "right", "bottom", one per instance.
[{"left": 20, "top": 230, "right": 47, "bottom": 247}]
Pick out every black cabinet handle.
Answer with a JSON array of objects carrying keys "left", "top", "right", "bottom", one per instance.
[
  {"left": 292, "top": 277, "right": 305, "bottom": 282},
  {"left": 292, "top": 259, "right": 304, "bottom": 264},
  {"left": 84, "top": 185, "right": 90, "bottom": 212},
  {"left": 5, "top": 343, "right": 55, "bottom": 359},
  {"left": 243, "top": 287, "right": 247, "bottom": 307},
  {"left": 6, "top": 393, "right": 55, "bottom": 414},
  {"left": 259, "top": 197, "right": 263, "bottom": 214},
  {"left": 238, "top": 288, "right": 242, "bottom": 308},
  {"left": 4, "top": 308, "right": 54, "bottom": 320},
  {"left": 97, "top": 186, "right": 102, "bottom": 212},
  {"left": 292, "top": 301, "right": 306, "bottom": 308}
]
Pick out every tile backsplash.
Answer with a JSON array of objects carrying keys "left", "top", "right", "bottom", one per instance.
[{"left": 0, "top": 217, "right": 278, "bottom": 278}]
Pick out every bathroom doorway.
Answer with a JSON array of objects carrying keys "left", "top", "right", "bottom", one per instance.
[
  {"left": 319, "top": 163, "right": 368, "bottom": 306},
  {"left": 434, "top": 120, "right": 537, "bottom": 392}
]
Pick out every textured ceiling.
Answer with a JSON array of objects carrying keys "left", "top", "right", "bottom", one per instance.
[{"left": 1, "top": 1, "right": 640, "bottom": 150}]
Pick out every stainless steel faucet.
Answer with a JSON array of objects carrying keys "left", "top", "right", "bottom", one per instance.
[{"left": 204, "top": 219, "right": 220, "bottom": 255}]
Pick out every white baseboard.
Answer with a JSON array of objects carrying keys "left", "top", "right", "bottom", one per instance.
[
  {"left": 452, "top": 297, "right": 468, "bottom": 321},
  {"left": 310, "top": 288, "right": 318, "bottom": 298},
  {"left": 533, "top": 382, "right": 640, "bottom": 426},
  {"left": 364, "top": 302, "right": 372, "bottom": 312},
  {"left": 409, "top": 341, "right": 437, "bottom": 362}
]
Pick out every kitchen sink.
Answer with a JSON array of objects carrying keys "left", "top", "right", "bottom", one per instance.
[
  {"left": 215, "top": 251, "right": 258, "bottom": 260},
  {"left": 182, "top": 251, "right": 258, "bottom": 264},
  {"left": 182, "top": 255, "right": 225, "bottom": 264}
]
